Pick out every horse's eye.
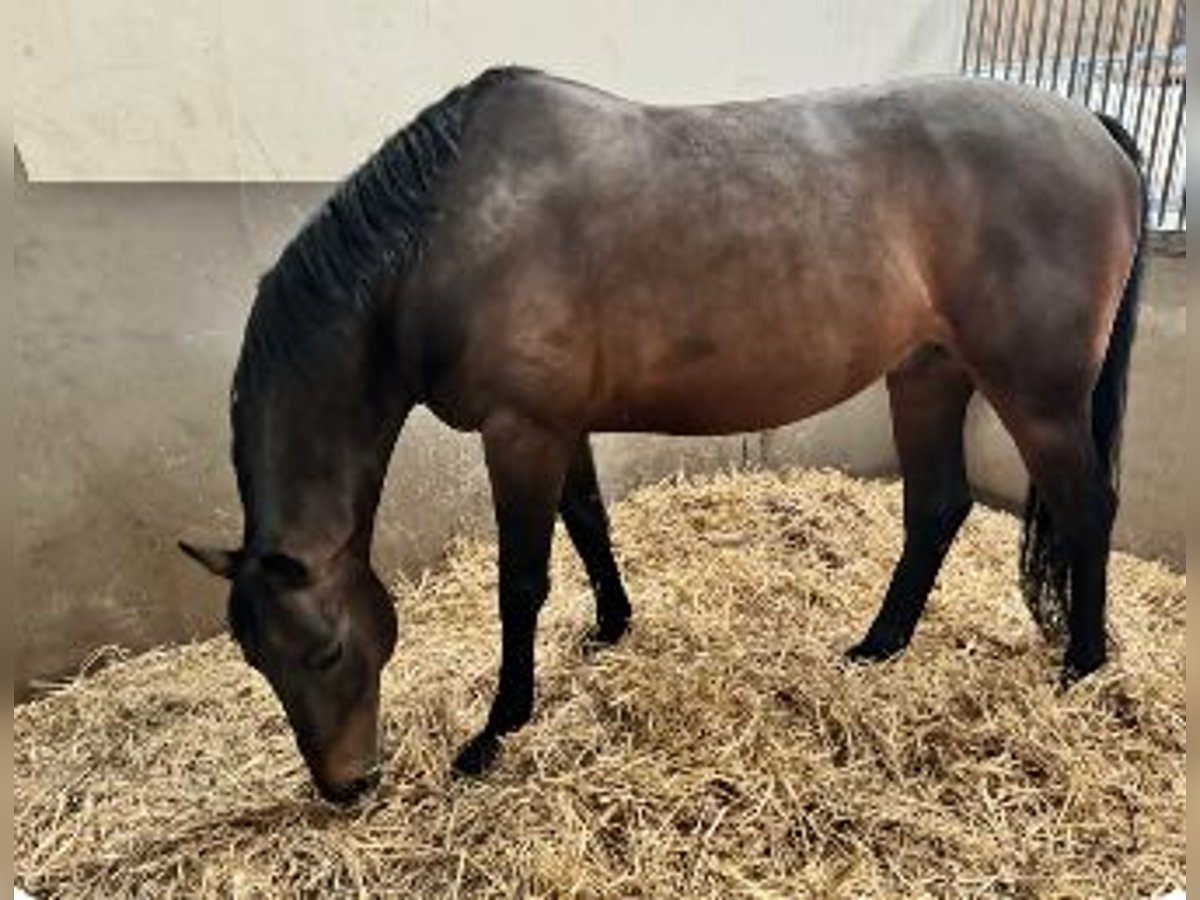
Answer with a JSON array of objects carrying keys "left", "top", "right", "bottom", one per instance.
[{"left": 308, "top": 642, "right": 343, "bottom": 672}]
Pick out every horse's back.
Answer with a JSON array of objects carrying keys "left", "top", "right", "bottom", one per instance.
[
  {"left": 448, "top": 71, "right": 1138, "bottom": 287},
  {"left": 469, "top": 71, "right": 1134, "bottom": 191}
]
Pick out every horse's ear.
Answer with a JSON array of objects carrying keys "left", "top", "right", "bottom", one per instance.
[{"left": 178, "top": 541, "right": 243, "bottom": 580}]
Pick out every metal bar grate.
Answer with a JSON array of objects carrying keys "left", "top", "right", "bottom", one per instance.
[{"left": 961, "top": 0, "right": 1185, "bottom": 230}]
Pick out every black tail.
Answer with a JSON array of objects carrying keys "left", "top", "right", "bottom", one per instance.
[{"left": 1019, "top": 113, "right": 1146, "bottom": 642}]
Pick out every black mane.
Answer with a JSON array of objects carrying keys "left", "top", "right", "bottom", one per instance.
[{"left": 234, "top": 66, "right": 529, "bottom": 395}]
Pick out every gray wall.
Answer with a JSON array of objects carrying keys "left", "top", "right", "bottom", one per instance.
[{"left": 15, "top": 159, "right": 1185, "bottom": 696}]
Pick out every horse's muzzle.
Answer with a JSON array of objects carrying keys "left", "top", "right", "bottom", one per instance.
[{"left": 317, "top": 766, "right": 381, "bottom": 805}]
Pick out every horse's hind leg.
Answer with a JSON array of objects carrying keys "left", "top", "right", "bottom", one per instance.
[
  {"left": 559, "top": 438, "right": 631, "bottom": 645},
  {"left": 848, "top": 346, "right": 974, "bottom": 662},
  {"left": 987, "top": 401, "right": 1115, "bottom": 684}
]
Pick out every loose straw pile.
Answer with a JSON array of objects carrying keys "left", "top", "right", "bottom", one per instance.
[{"left": 16, "top": 468, "right": 1185, "bottom": 897}]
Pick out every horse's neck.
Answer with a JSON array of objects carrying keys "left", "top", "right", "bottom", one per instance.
[{"left": 237, "top": 352, "right": 409, "bottom": 566}]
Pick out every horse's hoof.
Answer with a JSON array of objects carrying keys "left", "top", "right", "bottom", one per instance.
[
  {"left": 585, "top": 616, "right": 629, "bottom": 652},
  {"left": 451, "top": 733, "right": 501, "bottom": 777},
  {"left": 1059, "top": 651, "right": 1106, "bottom": 690},
  {"left": 845, "top": 635, "right": 903, "bottom": 664}
]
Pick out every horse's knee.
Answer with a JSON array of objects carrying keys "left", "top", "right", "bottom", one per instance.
[{"left": 500, "top": 571, "right": 550, "bottom": 616}]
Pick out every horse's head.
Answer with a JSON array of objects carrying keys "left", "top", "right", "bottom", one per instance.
[{"left": 179, "top": 541, "right": 398, "bottom": 804}]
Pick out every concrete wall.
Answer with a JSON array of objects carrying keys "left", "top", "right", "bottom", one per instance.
[
  {"left": 14, "top": 158, "right": 1185, "bottom": 696},
  {"left": 18, "top": 0, "right": 965, "bottom": 180}
]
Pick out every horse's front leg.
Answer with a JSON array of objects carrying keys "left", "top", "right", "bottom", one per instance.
[{"left": 452, "top": 411, "right": 572, "bottom": 776}]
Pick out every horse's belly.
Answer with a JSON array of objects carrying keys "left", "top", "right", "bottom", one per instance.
[
  {"left": 591, "top": 339, "right": 897, "bottom": 435},
  {"left": 594, "top": 384, "right": 857, "bottom": 435}
]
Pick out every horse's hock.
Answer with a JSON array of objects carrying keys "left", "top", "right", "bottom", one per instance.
[{"left": 15, "top": 468, "right": 1184, "bottom": 897}]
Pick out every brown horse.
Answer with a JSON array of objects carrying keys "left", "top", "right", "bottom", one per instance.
[{"left": 180, "top": 67, "right": 1143, "bottom": 803}]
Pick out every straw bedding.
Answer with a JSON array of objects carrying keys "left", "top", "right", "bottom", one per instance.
[{"left": 15, "top": 468, "right": 1185, "bottom": 898}]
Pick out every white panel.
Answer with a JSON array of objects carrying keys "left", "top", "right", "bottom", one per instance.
[{"left": 16, "top": 0, "right": 967, "bottom": 181}]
